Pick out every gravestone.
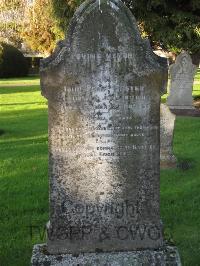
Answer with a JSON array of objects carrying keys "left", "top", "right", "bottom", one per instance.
[
  {"left": 160, "top": 104, "right": 177, "bottom": 168},
  {"left": 31, "top": 0, "right": 181, "bottom": 264},
  {"left": 167, "top": 51, "right": 197, "bottom": 109}
]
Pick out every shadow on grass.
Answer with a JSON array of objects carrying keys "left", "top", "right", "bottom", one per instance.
[
  {"left": 176, "top": 158, "right": 196, "bottom": 171},
  {"left": 160, "top": 116, "right": 200, "bottom": 265},
  {"left": 0, "top": 85, "right": 40, "bottom": 94},
  {"left": 0, "top": 105, "right": 48, "bottom": 264},
  {"left": 0, "top": 108, "right": 48, "bottom": 145},
  {"left": 0, "top": 129, "right": 5, "bottom": 136},
  {"left": 161, "top": 160, "right": 200, "bottom": 263}
]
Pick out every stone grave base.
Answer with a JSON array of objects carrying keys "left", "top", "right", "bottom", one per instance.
[
  {"left": 170, "top": 108, "right": 200, "bottom": 117},
  {"left": 168, "top": 104, "right": 196, "bottom": 110},
  {"left": 160, "top": 154, "right": 177, "bottom": 169},
  {"left": 160, "top": 160, "right": 177, "bottom": 169},
  {"left": 31, "top": 244, "right": 181, "bottom": 266}
]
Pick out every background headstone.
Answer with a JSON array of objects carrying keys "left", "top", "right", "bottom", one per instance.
[
  {"left": 160, "top": 103, "right": 177, "bottom": 168},
  {"left": 167, "top": 51, "right": 197, "bottom": 109},
  {"left": 31, "top": 0, "right": 181, "bottom": 265}
]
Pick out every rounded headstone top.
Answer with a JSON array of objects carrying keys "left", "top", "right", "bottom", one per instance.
[
  {"left": 40, "top": 0, "right": 167, "bottom": 78},
  {"left": 169, "top": 51, "right": 197, "bottom": 76}
]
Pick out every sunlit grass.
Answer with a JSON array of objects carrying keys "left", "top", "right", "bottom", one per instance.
[
  {"left": 195, "top": 68, "right": 200, "bottom": 80},
  {"left": 161, "top": 116, "right": 200, "bottom": 266},
  {"left": 0, "top": 76, "right": 39, "bottom": 86}
]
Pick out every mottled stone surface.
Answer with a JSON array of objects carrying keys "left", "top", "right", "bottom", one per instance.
[
  {"left": 160, "top": 104, "right": 177, "bottom": 168},
  {"left": 40, "top": 0, "right": 168, "bottom": 255},
  {"left": 31, "top": 244, "right": 181, "bottom": 266},
  {"left": 167, "top": 51, "right": 197, "bottom": 109}
]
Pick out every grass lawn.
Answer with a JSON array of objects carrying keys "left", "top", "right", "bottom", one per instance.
[
  {"left": 0, "top": 80, "right": 48, "bottom": 266},
  {"left": 0, "top": 74, "right": 200, "bottom": 265},
  {"left": 195, "top": 68, "right": 200, "bottom": 80},
  {"left": 0, "top": 76, "right": 40, "bottom": 86}
]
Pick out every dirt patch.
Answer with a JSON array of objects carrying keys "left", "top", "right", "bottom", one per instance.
[{"left": 194, "top": 99, "right": 200, "bottom": 109}]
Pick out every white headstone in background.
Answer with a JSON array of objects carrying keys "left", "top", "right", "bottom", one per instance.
[{"left": 167, "top": 51, "right": 197, "bottom": 109}]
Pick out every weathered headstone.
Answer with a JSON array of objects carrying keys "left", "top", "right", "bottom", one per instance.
[
  {"left": 167, "top": 51, "right": 197, "bottom": 109},
  {"left": 31, "top": 0, "right": 181, "bottom": 264},
  {"left": 160, "top": 104, "right": 177, "bottom": 168}
]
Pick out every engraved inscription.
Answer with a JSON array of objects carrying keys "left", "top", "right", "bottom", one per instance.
[{"left": 41, "top": 0, "right": 167, "bottom": 253}]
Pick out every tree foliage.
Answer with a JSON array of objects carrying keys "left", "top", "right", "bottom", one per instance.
[
  {"left": 1, "top": 0, "right": 200, "bottom": 57},
  {"left": 0, "top": 0, "right": 27, "bottom": 47},
  {"left": 51, "top": 0, "right": 200, "bottom": 56},
  {"left": 0, "top": 0, "right": 24, "bottom": 11},
  {"left": 0, "top": 0, "right": 64, "bottom": 55},
  {"left": 22, "top": 0, "right": 64, "bottom": 55},
  {"left": 51, "top": 0, "right": 80, "bottom": 34},
  {"left": 126, "top": 0, "right": 200, "bottom": 55}
]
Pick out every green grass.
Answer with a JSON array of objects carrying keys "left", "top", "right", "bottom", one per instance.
[
  {"left": 0, "top": 76, "right": 39, "bottom": 86},
  {"left": 0, "top": 81, "right": 48, "bottom": 266},
  {"left": 195, "top": 68, "right": 200, "bottom": 80},
  {"left": 0, "top": 75, "right": 200, "bottom": 265},
  {"left": 161, "top": 117, "right": 200, "bottom": 266}
]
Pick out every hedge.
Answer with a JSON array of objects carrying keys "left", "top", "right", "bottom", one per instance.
[{"left": 0, "top": 43, "right": 29, "bottom": 78}]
